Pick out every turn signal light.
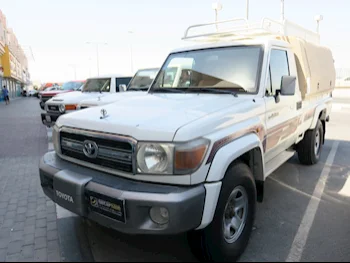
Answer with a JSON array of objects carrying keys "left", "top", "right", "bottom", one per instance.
[
  {"left": 175, "top": 144, "right": 207, "bottom": 172},
  {"left": 65, "top": 104, "right": 77, "bottom": 111}
]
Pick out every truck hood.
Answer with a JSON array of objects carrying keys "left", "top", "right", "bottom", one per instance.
[
  {"left": 57, "top": 93, "right": 248, "bottom": 141},
  {"left": 79, "top": 91, "right": 147, "bottom": 107},
  {"left": 48, "top": 91, "right": 110, "bottom": 104},
  {"left": 41, "top": 90, "right": 71, "bottom": 96}
]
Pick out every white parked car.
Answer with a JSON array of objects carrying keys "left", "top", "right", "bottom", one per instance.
[
  {"left": 27, "top": 89, "right": 38, "bottom": 97},
  {"left": 77, "top": 68, "right": 159, "bottom": 109},
  {"left": 39, "top": 18, "right": 335, "bottom": 262},
  {"left": 41, "top": 74, "right": 132, "bottom": 127}
]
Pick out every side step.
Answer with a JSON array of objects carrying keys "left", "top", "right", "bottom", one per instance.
[{"left": 265, "top": 150, "right": 296, "bottom": 177}]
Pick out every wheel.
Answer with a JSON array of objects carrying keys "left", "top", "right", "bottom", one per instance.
[
  {"left": 188, "top": 161, "right": 256, "bottom": 262},
  {"left": 297, "top": 119, "right": 324, "bottom": 165}
]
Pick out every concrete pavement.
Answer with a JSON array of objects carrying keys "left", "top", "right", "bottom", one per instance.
[{"left": 0, "top": 97, "right": 60, "bottom": 262}]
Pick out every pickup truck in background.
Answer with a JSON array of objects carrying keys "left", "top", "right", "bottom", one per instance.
[
  {"left": 39, "top": 18, "right": 335, "bottom": 262},
  {"left": 41, "top": 74, "right": 132, "bottom": 127},
  {"left": 39, "top": 81, "right": 85, "bottom": 109},
  {"left": 77, "top": 68, "right": 159, "bottom": 109}
]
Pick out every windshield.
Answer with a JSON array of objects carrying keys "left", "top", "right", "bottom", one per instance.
[
  {"left": 61, "top": 81, "right": 85, "bottom": 91},
  {"left": 44, "top": 87, "right": 56, "bottom": 91},
  {"left": 127, "top": 69, "right": 159, "bottom": 90},
  {"left": 151, "top": 46, "right": 262, "bottom": 94},
  {"left": 77, "top": 84, "right": 84, "bottom": 91},
  {"left": 83, "top": 78, "right": 111, "bottom": 92}
]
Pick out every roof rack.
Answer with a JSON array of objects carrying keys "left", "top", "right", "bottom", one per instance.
[{"left": 182, "top": 17, "right": 320, "bottom": 44}]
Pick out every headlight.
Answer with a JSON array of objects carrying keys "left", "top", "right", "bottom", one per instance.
[
  {"left": 137, "top": 144, "right": 174, "bottom": 174},
  {"left": 136, "top": 138, "right": 209, "bottom": 175},
  {"left": 52, "top": 124, "right": 60, "bottom": 153},
  {"left": 59, "top": 104, "right": 65, "bottom": 113}
]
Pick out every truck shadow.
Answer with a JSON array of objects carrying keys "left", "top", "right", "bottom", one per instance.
[
  {"left": 81, "top": 139, "right": 350, "bottom": 262},
  {"left": 85, "top": 219, "right": 198, "bottom": 262}
]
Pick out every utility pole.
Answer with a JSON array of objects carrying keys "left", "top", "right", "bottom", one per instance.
[
  {"left": 315, "top": 15, "right": 323, "bottom": 34},
  {"left": 246, "top": 0, "right": 249, "bottom": 20},
  {"left": 212, "top": 2, "right": 223, "bottom": 31},
  {"left": 128, "top": 31, "right": 134, "bottom": 74},
  {"left": 86, "top": 42, "right": 107, "bottom": 76},
  {"left": 68, "top": 64, "right": 77, "bottom": 79},
  {"left": 88, "top": 57, "right": 92, "bottom": 77}
]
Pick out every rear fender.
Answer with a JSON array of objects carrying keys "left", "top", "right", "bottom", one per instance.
[{"left": 310, "top": 101, "right": 331, "bottom": 129}]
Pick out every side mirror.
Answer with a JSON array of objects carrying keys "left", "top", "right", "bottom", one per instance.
[
  {"left": 275, "top": 75, "right": 296, "bottom": 103},
  {"left": 119, "top": 84, "right": 127, "bottom": 92},
  {"left": 281, "top": 75, "right": 296, "bottom": 96}
]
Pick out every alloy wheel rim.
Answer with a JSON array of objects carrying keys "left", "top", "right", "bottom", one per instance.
[{"left": 222, "top": 186, "right": 249, "bottom": 244}]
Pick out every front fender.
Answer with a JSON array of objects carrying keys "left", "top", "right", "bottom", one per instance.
[
  {"left": 206, "top": 133, "right": 265, "bottom": 182},
  {"left": 196, "top": 133, "right": 264, "bottom": 230}
]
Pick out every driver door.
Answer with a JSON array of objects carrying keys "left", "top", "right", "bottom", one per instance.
[{"left": 264, "top": 48, "right": 299, "bottom": 163}]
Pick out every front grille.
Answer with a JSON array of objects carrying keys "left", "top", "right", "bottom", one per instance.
[
  {"left": 59, "top": 130, "right": 134, "bottom": 173},
  {"left": 42, "top": 96, "right": 53, "bottom": 102},
  {"left": 47, "top": 105, "right": 59, "bottom": 112}
]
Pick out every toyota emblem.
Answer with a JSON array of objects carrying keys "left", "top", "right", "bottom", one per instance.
[
  {"left": 100, "top": 109, "right": 108, "bottom": 119},
  {"left": 82, "top": 140, "right": 99, "bottom": 158}
]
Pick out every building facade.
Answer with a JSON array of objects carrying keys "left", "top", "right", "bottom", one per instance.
[{"left": 0, "top": 10, "right": 30, "bottom": 101}]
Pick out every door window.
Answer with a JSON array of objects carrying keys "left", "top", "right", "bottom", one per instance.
[
  {"left": 116, "top": 77, "right": 132, "bottom": 90},
  {"left": 269, "top": 49, "right": 290, "bottom": 95}
]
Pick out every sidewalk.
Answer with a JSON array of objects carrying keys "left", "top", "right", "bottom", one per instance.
[{"left": 0, "top": 97, "right": 61, "bottom": 262}]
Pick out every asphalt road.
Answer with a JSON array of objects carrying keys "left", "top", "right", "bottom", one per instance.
[{"left": 48, "top": 93, "right": 350, "bottom": 262}]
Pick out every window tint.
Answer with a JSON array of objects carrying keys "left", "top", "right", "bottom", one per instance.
[
  {"left": 116, "top": 77, "right": 132, "bottom": 91},
  {"left": 270, "top": 49, "right": 289, "bottom": 94},
  {"left": 100, "top": 80, "right": 110, "bottom": 92},
  {"left": 127, "top": 69, "right": 159, "bottom": 90},
  {"left": 83, "top": 78, "right": 110, "bottom": 92}
]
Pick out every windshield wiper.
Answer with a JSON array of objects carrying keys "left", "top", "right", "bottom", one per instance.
[
  {"left": 127, "top": 87, "right": 149, "bottom": 91},
  {"left": 151, "top": 88, "right": 186, "bottom": 93},
  {"left": 185, "top": 88, "right": 239, "bottom": 97}
]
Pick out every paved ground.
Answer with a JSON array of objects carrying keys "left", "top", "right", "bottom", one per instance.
[
  {"left": 0, "top": 97, "right": 60, "bottom": 262},
  {"left": 1, "top": 91, "right": 350, "bottom": 262}
]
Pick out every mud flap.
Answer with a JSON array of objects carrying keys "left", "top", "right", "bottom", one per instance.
[{"left": 53, "top": 170, "right": 92, "bottom": 216}]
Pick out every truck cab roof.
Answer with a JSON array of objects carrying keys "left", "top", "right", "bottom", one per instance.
[
  {"left": 88, "top": 74, "right": 132, "bottom": 79},
  {"left": 171, "top": 37, "right": 290, "bottom": 54}
]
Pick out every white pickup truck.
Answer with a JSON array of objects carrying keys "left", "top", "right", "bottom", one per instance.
[
  {"left": 41, "top": 74, "right": 132, "bottom": 127},
  {"left": 39, "top": 18, "right": 335, "bottom": 262},
  {"left": 77, "top": 68, "right": 159, "bottom": 109}
]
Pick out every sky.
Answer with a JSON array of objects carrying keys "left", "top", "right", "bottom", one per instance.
[{"left": 0, "top": 0, "right": 349, "bottom": 83}]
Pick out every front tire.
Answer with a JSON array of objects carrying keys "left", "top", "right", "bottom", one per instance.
[
  {"left": 297, "top": 119, "right": 324, "bottom": 165},
  {"left": 188, "top": 161, "right": 256, "bottom": 262}
]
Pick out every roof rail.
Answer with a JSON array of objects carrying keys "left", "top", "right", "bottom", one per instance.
[{"left": 182, "top": 17, "right": 320, "bottom": 44}]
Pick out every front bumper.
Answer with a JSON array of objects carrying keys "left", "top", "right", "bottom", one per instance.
[
  {"left": 39, "top": 101, "right": 45, "bottom": 110},
  {"left": 39, "top": 152, "right": 206, "bottom": 235},
  {"left": 40, "top": 97, "right": 53, "bottom": 109},
  {"left": 41, "top": 112, "right": 62, "bottom": 127}
]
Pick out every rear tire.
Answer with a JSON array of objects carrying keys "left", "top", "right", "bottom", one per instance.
[
  {"left": 188, "top": 161, "right": 256, "bottom": 262},
  {"left": 297, "top": 119, "right": 324, "bottom": 165}
]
